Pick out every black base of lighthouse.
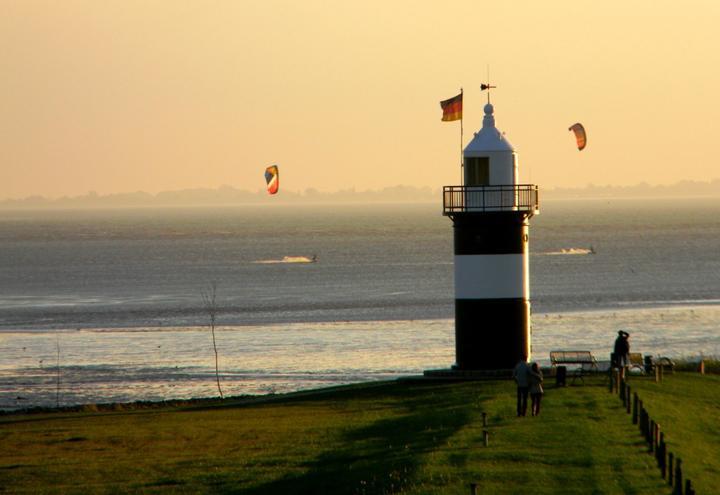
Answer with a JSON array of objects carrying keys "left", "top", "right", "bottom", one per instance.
[{"left": 455, "top": 298, "right": 529, "bottom": 369}]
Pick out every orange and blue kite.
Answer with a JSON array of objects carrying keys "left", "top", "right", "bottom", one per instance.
[{"left": 265, "top": 165, "right": 279, "bottom": 195}]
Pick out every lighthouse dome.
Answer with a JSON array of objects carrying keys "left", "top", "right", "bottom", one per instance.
[{"left": 464, "top": 103, "right": 515, "bottom": 153}]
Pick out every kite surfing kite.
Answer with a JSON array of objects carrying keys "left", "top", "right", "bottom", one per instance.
[
  {"left": 568, "top": 123, "right": 587, "bottom": 151},
  {"left": 264, "top": 165, "right": 279, "bottom": 195}
]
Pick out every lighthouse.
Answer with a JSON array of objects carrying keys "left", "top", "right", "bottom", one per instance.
[{"left": 442, "top": 101, "right": 539, "bottom": 370}]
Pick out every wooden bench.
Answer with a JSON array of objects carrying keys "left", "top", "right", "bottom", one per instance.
[
  {"left": 550, "top": 350, "right": 598, "bottom": 370},
  {"left": 655, "top": 356, "right": 675, "bottom": 374},
  {"left": 628, "top": 352, "right": 645, "bottom": 372},
  {"left": 549, "top": 351, "right": 598, "bottom": 384}
]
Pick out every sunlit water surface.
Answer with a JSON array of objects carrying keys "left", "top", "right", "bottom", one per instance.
[
  {"left": 1, "top": 200, "right": 719, "bottom": 410},
  {"left": 2, "top": 305, "right": 719, "bottom": 410}
]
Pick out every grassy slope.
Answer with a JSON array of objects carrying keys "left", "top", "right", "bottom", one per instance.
[
  {"left": 2, "top": 376, "right": 713, "bottom": 494},
  {"left": 627, "top": 372, "right": 720, "bottom": 495}
]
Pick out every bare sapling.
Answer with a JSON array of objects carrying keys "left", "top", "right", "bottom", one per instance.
[
  {"left": 55, "top": 332, "right": 61, "bottom": 408},
  {"left": 201, "top": 282, "right": 223, "bottom": 398}
]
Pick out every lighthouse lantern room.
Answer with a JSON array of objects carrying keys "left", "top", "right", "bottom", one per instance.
[{"left": 442, "top": 101, "right": 539, "bottom": 370}]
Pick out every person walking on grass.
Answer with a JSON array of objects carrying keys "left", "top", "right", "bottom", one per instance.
[
  {"left": 513, "top": 359, "right": 530, "bottom": 417},
  {"left": 529, "top": 362, "right": 544, "bottom": 416}
]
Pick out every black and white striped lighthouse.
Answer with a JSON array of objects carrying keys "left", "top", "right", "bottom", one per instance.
[{"left": 442, "top": 101, "right": 539, "bottom": 370}]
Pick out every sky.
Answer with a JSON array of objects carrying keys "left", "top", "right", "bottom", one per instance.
[{"left": 2, "top": 0, "right": 720, "bottom": 199}]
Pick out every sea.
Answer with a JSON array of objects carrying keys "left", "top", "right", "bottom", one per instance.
[{"left": 1, "top": 198, "right": 719, "bottom": 411}]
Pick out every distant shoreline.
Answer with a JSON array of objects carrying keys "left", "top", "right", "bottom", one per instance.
[{"left": 2, "top": 181, "right": 719, "bottom": 210}]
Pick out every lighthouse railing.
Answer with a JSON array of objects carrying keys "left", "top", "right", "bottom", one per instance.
[{"left": 442, "top": 185, "right": 539, "bottom": 215}]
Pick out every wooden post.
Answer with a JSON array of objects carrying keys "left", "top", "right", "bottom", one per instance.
[
  {"left": 625, "top": 386, "right": 631, "bottom": 414},
  {"left": 482, "top": 412, "right": 487, "bottom": 428},
  {"left": 659, "top": 433, "right": 667, "bottom": 478},
  {"left": 668, "top": 452, "right": 674, "bottom": 486},
  {"left": 685, "top": 479, "right": 693, "bottom": 495},
  {"left": 649, "top": 419, "right": 655, "bottom": 452},
  {"left": 639, "top": 405, "right": 646, "bottom": 435},
  {"left": 699, "top": 360, "right": 705, "bottom": 375},
  {"left": 632, "top": 393, "right": 639, "bottom": 424},
  {"left": 674, "top": 458, "right": 683, "bottom": 495},
  {"left": 470, "top": 482, "right": 478, "bottom": 495},
  {"left": 654, "top": 423, "right": 660, "bottom": 452},
  {"left": 483, "top": 430, "right": 489, "bottom": 447},
  {"left": 659, "top": 363, "right": 663, "bottom": 382},
  {"left": 655, "top": 365, "right": 659, "bottom": 383}
]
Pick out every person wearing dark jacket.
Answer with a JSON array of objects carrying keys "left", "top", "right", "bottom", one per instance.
[
  {"left": 513, "top": 359, "right": 530, "bottom": 417},
  {"left": 614, "top": 330, "right": 630, "bottom": 379},
  {"left": 528, "top": 362, "right": 544, "bottom": 416}
]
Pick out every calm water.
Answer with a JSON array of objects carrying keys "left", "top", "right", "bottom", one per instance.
[{"left": 1, "top": 198, "right": 719, "bottom": 409}]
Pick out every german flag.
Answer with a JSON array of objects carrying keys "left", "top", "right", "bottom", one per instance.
[{"left": 440, "top": 93, "right": 462, "bottom": 122}]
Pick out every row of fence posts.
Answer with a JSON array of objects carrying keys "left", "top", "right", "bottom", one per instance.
[
  {"left": 469, "top": 412, "right": 490, "bottom": 495},
  {"left": 611, "top": 370, "right": 696, "bottom": 495}
]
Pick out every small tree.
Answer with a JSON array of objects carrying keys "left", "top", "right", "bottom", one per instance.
[
  {"left": 55, "top": 332, "right": 61, "bottom": 408},
  {"left": 201, "top": 282, "right": 223, "bottom": 398}
]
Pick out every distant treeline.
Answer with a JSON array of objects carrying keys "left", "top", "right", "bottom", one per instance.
[
  {"left": 546, "top": 179, "right": 720, "bottom": 199},
  {"left": 2, "top": 180, "right": 719, "bottom": 209}
]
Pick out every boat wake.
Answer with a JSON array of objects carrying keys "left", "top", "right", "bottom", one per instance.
[
  {"left": 541, "top": 247, "right": 595, "bottom": 256},
  {"left": 253, "top": 255, "right": 318, "bottom": 264}
]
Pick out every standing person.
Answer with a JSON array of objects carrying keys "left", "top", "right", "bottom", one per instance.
[
  {"left": 513, "top": 359, "right": 530, "bottom": 417},
  {"left": 529, "top": 362, "right": 544, "bottom": 416},
  {"left": 614, "top": 330, "right": 630, "bottom": 380}
]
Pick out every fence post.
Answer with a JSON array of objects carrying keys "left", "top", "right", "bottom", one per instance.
[
  {"left": 648, "top": 419, "right": 655, "bottom": 452},
  {"left": 483, "top": 430, "right": 489, "bottom": 447},
  {"left": 674, "top": 458, "right": 683, "bottom": 495},
  {"left": 625, "top": 386, "right": 631, "bottom": 414},
  {"left": 685, "top": 479, "right": 693, "bottom": 495},
  {"left": 655, "top": 365, "right": 660, "bottom": 383},
  {"left": 699, "top": 360, "right": 705, "bottom": 375},
  {"left": 659, "top": 433, "right": 666, "bottom": 478},
  {"left": 668, "top": 452, "right": 674, "bottom": 486},
  {"left": 482, "top": 412, "right": 487, "bottom": 428},
  {"left": 470, "top": 482, "right": 478, "bottom": 495},
  {"left": 632, "top": 393, "right": 639, "bottom": 424}
]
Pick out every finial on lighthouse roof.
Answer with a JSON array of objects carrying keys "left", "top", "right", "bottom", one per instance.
[
  {"left": 464, "top": 99, "right": 514, "bottom": 153},
  {"left": 482, "top": 103, "right": 495, "bottom": 129}
]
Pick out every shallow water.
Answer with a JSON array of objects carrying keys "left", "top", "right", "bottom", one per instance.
[{"left": 2, "top": 304, "right": 718, "bottom": 411}]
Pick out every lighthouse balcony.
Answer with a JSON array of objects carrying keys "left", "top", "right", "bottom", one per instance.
[{"left": 442, "top": 185, "right": 539, "bottom": 217}]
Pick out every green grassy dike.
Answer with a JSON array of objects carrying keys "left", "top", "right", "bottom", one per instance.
[{"left": 1, "top": 374, "right": 716, "bottom": 494}]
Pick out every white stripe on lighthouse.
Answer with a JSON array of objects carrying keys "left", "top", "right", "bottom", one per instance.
[{"left": 454, "top": 254, "right": 529, "bottom": 299}]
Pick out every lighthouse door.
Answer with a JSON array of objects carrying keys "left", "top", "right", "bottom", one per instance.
[{"left": 465, "top": 157, "right": 489, "bottom": 186}]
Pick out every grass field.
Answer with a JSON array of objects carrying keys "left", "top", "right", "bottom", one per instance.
[
  {"left": 0, "top": 373, "right": 716, "bottom": 494},
  {"left": 625, "top": 371, "right": 720, "bottom": 495}
]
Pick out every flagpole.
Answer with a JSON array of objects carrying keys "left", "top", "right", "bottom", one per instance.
[{"left": 460, "top": 87, "right": 463, "bottom": 186}]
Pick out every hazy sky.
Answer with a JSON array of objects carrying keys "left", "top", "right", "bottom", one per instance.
[{"left": 2, "top": 1, "right": 719, "bottom": 199}]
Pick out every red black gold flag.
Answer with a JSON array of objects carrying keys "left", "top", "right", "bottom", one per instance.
[{"left": 440, "top": 93, "right": 463, "bottom": 122}]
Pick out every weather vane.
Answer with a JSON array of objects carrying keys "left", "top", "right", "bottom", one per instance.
[
  {"left": 480, "top": 83, "right": 496, "bottom": 104},
  {"left": 481, "top": 65, "right": 496, "bottom": 103}
]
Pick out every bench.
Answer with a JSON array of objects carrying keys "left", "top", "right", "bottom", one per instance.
[
  {"left": 549, "top": 351, "right": 598, "bottom": 384},
  {"left": 655, "top": 356, "right": 675, "bottom": 374},
  {"left": 550, "top": 350, "right": 598, "bottom": 370},
  {"left": 628, "top": 353, "right": 645, "bottom": 372}
]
